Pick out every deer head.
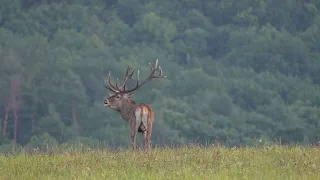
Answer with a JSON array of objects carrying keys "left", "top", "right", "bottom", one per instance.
[{"left": 104, "top": 59, "right": 166, "bottom": 113}]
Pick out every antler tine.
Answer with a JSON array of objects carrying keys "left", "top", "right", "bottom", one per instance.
[
  {"left": 136, "top": 69, "right": 140, "bottom": 86},
  {"left": 123, "top": 69, "right": 134, "bottom": 91},
  {"left": 105, "top": 72, "right": 118, "bottom": 93},
  {"left": 124, "top": 59, "right": 166, "bottom": 94},
  {"left": 116, "top": 78, "right": 120, "bottom": 91},
  {"left": 116, "top": 65, "right": 135, "bottom": 91},
  {"left": 158, "top": 66, "right": 167, "bottom": 77},
  {"left": 104, "top": 79, "right": 113, "bottom": 92},
  {"left": 155, "top": 59, "right": 159, "bottom": 69},
  {"left": 148, "top": 59, "right": 159, "bottom": 73},
  {"left": 108, "top": 72, "right": 119, "bottom": 91}
]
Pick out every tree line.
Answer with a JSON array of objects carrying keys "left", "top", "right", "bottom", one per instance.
[{"left": 0, "top": 0, "right": 320, "bottom": 151}]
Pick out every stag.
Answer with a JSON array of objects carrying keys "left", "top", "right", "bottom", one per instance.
[{"left": 104, "top": 59, "right": 166, "bottom": 151}]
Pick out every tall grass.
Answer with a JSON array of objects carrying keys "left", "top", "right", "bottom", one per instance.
[{"left": 0, "top": 145, "right": 319, "bottom": 180}]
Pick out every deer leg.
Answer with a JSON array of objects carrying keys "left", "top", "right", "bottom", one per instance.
[
  {"left": 140, "top": 113, "right": 149, "bottom": 151},
  {"left": 142, "top": 130, "right": 147, "bottom": 151},
  {"left": 147, "top": 125, "right": 153, "bottom": 151},
  {"left": 132, "top": 113, "right": 143, "bottom": 151},
  {"left": 131, "top": 130, "right": 137, "bottom": 151},
  {"left": 130, "top": 116, "right": 138, "bottom": 151}
]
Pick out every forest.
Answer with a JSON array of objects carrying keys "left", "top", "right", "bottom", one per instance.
[{"left": 0, "top": 0, "right": 320, "bottom": 151}]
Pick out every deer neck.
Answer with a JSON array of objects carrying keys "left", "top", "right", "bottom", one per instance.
[{"left": 119, "top": 99, "right": 137, "bottom": 121}]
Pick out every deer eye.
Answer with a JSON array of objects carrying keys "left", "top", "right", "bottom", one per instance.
[{"left": 115, "top": 95, "right": 121, "bottom": 99}]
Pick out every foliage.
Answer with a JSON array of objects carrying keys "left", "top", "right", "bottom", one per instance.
[{"left": 0, "top": 0, "right": 320, "bottom": 148}]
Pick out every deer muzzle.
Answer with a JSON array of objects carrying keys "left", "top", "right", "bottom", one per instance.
[{"left": 104, "top": 99, "right": 110, "bottom": 107}]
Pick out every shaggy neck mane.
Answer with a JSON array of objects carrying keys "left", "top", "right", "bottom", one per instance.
[{"left": 119, "top": 98, "right": 137, "bottom": 121}]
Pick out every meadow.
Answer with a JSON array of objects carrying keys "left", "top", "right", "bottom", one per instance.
[{"left": 0, "top": 144, "right": 319, "bottom": 180}]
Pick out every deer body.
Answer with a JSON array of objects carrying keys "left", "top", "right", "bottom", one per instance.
[{"left": 104, "top": 59, "right": 165, "bottom": 151}]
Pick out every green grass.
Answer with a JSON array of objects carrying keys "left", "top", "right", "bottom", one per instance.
[{"left": 0, "top": 145, "right": 319, "bottom": 180}]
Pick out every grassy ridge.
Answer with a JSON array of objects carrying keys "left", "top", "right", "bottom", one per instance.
[{"left": 0, "top": 145, "right": 319, "bottom": 180}]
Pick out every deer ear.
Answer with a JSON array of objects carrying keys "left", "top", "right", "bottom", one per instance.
[{"left": 109, "top": 92, "right": 115, "bottom": 96}]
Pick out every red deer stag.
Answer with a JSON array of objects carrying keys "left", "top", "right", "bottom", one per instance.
[{"left": 104, "top": 59, "right": 166, "bottom": 151}]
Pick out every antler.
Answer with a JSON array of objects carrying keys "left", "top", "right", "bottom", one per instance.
[
  {"left": 105, "top": 66, "right": 134, "bottom": 93},
  {"left": 105, "top": 59, "right": 166, "bottom": 94},
  {"left": 123, "top": 59, "right": 166, "bottom": 94}
]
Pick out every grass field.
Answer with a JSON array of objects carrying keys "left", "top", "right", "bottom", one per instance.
[{"left": 0, "top": 145, "right": 319, "bottom": 180}]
